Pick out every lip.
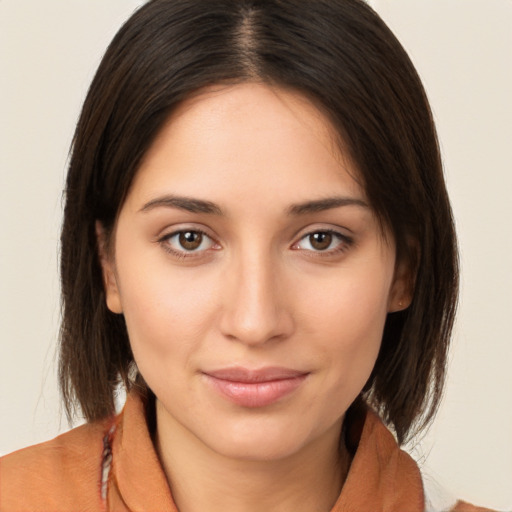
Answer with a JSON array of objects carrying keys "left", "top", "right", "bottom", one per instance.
[{"left": 202, "top": 366, "right": 309, "bottom": 408}]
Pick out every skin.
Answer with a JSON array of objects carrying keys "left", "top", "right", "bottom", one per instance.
[{"left": 99, "top": 83, "right": 411, "bottom": 512}]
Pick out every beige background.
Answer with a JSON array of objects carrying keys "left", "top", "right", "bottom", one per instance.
[{"left": 1, "top": 1, "right": 511, "bottom": 509}]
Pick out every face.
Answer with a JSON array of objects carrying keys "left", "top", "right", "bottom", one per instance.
[{"left": 100, "top": 83, "right": 409, "bottom": 462}]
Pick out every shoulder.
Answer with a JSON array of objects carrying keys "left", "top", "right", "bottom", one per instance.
[
  {"left": 422, "top": 464, "right": 497, "bottom": 512},
  {"left": 0, "top": 418, "right": 114, "bottom": 512},
  {"left": 450, "top": 501, "right": 497, "bottom": 512}
]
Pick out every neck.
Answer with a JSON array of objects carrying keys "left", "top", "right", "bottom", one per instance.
[{"left": 155, "top": 403, "right": 350, "bottom": 512}]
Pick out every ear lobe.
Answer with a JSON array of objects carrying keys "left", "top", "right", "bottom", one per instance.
[
  {"left": 95, "top": 221, "right": 123, "bottom": 314},
  {"left": 387, "top": 256, "right": 415, "bottom": 313}
]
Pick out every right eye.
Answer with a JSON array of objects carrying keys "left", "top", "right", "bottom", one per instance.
[{"left": 159, "top": 229, "right": 219, "bottom": 257}]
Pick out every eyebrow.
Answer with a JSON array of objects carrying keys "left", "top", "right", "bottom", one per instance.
[
  {"left": 287, "top": 196, "right": 369, "bottom": 215},
  {"left": 140, "top": 195, "right": 223, "bottom": 215},
  {"left": 139, "top": 194, "right": 369, "bottom": 216}
]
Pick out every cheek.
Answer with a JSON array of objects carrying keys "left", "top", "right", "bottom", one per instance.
[
  {"left": 298, "top": 261, "right": 392, "bottom": 384},
  {"left": 302, "top": 266, "right": 391, "bottom": 341},
  {"left": 114, "top": 245, "right": 220, "bottom": 366}
]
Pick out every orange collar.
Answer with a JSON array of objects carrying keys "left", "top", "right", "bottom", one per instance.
[{"left": 110, "top": 392, "right": 424, "bottom": 512}]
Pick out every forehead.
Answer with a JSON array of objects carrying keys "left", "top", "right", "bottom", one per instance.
[{"left": 127, "top": 82, "right": 365, "bottom": 210}]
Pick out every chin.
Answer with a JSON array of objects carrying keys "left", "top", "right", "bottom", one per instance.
[
  {"left": 199, "top": 415, "right": 332, "bottom": 463},
  {"left": 208, "top": 432, "right": 306, "bottom": 462}
]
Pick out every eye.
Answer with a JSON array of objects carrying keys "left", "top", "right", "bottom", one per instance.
[
  {"left": 160, "top": 229, "right": 218, "bottom": 255},
  {"left": 293, "top": 230, "right": 352, "bottom": 253}
]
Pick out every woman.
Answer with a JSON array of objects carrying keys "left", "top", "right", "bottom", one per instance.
[{"left": 0, "top": 1, "right": 492, "bottom": 511}]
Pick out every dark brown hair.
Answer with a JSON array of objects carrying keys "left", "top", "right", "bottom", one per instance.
[{"left": 59, "top": 0, "right": 458, "bottom": 444}]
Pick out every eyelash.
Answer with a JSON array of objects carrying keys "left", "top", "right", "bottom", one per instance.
[{"left": 157, "top": 228, "right": 354, "bottom": 260}]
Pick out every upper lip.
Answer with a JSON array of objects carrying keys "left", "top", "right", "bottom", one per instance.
[{"left": 203, "top": 366, "right": 309, "bottom": 383}]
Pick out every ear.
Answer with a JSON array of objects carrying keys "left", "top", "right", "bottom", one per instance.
[
  {"left": 95, "top": 221, "right": 123, "bottom": 314},
  {"left": 387, "top": 247, "right": 417, "bottom": 313}
]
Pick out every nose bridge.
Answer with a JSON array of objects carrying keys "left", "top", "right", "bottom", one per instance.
[{"left": 220, "top": 244, "right": 292, "bottom": 345}]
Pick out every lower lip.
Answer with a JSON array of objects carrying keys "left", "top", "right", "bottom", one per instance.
[{"left": 204, "top": 374, "right": 308, "bottom": 408}]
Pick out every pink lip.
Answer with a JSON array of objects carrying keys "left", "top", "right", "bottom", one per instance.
[{"left": 202, "top": 367, "right": 309, "bottom": 408}]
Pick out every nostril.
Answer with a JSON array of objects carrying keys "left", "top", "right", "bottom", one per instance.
[{"left": 219, "top": 297, "right": 294, "bottom": 346}]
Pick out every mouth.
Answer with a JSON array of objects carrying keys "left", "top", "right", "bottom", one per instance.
[{"left": 202, "top": 366, "right": 310, "bottom": 408}]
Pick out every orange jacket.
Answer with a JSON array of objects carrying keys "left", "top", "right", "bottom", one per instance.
[{"left": 0, "top": 392, "right": 492, "bottom": 511}]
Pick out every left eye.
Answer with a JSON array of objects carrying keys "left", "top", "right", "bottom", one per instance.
[
  {"left": 163, "top": 230, "right": 216, "bottom": 253},
  {"left": 294, "top": 231, "right": 347, "bottom": 252}
]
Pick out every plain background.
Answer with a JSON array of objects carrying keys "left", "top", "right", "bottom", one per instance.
[{"left": 1, "top": 1, "right": 511, "bottom": 509}]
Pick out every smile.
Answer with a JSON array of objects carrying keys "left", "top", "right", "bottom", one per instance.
[{"left": 202, "top": 367, "right": 309, "bottom": 408}]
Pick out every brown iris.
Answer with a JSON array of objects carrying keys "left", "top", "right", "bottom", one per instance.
[
  {"left": 179, "top": 231, "right": 203, "bottom": 250},
  {"left": 309, "top": 232, "right": 332, "bottom": 250}
]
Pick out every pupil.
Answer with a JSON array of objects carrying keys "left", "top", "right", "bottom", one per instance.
[
  {"left": 310, "top": 232, "right": 332, "bottom": 250},
  {"left": 179, "top": 231, "right": 202, "bottom": 250}
]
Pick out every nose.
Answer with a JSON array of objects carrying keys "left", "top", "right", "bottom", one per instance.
[{"left": 219, "top": 250, "right": 294, "bottom": 346}]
